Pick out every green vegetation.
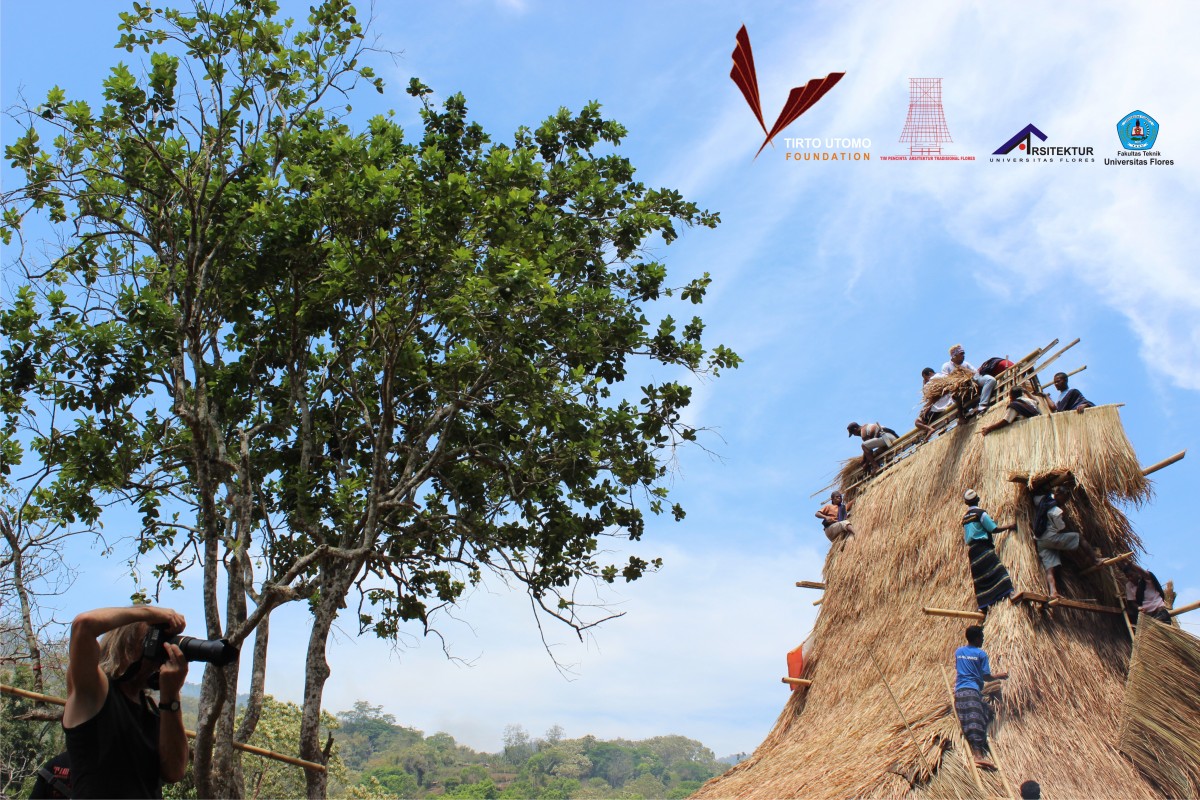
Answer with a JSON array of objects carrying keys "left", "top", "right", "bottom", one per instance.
[{"left": 336, "top": 704, "right": 725, "bottom": 800}]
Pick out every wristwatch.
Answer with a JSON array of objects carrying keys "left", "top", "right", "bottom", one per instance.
[{"left": 158, "top": 699, "right": 181, "bottom": 712}]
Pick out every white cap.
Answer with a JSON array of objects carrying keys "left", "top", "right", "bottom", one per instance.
[{"left": 963, "top": 489, "right": 979, "bottom": 503}]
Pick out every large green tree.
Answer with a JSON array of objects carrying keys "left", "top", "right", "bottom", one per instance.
[{"left": 2, "top": 1, "right": 737, "bottom": 797}]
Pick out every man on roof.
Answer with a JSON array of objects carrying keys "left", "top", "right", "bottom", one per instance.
[
  {"left": 815, "top": 491, "right": 855, "bottom": 542},
  {"left": 1120, "top": 562, "right": 1172, "bottom": 625},
  {"left": 979, "top": 386, "right": 1041, "bottom": 437},
  {"left": 847, "top": 421, "right": 898, "bottom": 475},
  {"left": 961, "top": 489, "right": 1017, "bottom": 611},
  {"left": 942, "top": 344, "right": 997, "bottom": 418},
  {"left": 953, "top": 625, "right": 1008, "bottom": 770},
  {"left": 1030, "top": 483, "right": 1100, "bottom": 598},
  {"left": 1045, "top": 371, "right": 1095, "bottom": 414},
  {"left": 915, "top": 367, "right": 954, "bottom": 440}
]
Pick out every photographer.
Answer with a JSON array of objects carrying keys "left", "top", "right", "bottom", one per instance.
[{"left": 63, "top": 606, "right": 190, "bottom": 798}]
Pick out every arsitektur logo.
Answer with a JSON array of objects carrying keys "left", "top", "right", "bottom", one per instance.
[
  {"left": 990, "top": 124, "right": 1093, "bottom": 162},
  {"left": 730, "top": 25, "right": 845, "bottom": 159},
  {"left": 1116, "top": 111, "right": 1159, "bottom": 151}
]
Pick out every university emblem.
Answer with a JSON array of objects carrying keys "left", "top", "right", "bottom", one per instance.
[{"left": 1116, "top": 111, "right": 1159, "bottom": 151}]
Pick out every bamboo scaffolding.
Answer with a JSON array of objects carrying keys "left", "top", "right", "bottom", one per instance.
[
  {"left": 0, "top": 684, "right": 327, "bottom": 772},
  {"left": 1030, "top": 338, "right": 1080, "bottom": 378},
  {"left": 1142, "top": 450, "right": 1186, "bottom": 477},
  {"left": 813, "top": 338, "right": 1062, "bottom": 498}
]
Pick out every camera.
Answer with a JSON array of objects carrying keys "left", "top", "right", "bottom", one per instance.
[{"left": 143, "top": 625, "right": 239, "bottom": 667}]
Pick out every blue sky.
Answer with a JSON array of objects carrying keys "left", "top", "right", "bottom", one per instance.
[{"left": 3, "top": 0, "right": 1198, "bottom": 760}]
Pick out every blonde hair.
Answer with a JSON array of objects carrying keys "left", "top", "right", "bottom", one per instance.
[{"left": 97, "top": 621, "right": 148, "bottom": 679}]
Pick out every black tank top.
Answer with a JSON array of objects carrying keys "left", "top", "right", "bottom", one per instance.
[{"left": 64, "top": 684, "right": 162, "bottom": 798}]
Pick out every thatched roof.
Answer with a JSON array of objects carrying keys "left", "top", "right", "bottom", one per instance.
[{"left": 695, "top": 405, "right": 1196, "bottom": 799}]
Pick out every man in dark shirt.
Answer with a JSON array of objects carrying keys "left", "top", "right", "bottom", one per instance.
[
  {"left": 63, "top": 606, "right": 190, "bottom": 798},
  {"left": 1047, "top": 371, "right": 1094, "bottom": 413}
]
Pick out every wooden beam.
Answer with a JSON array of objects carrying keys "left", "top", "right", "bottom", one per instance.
[
  {"left": 1031, "top": 337, "right": 1081, "bottom": 377},
  {"left": 1082, "top": 551, "right": 1134, "bottom": 575},
  {"left": 781, "top": 677, "right": 812, "bottom": 687},
  {"left": 1011, "top": 590, "right": 1051, "bottom": 604},
  {"left": 1142, "top": 450, "right": 1186, "bottom": 477},
  {"left": 0, "top": 683, "right": 327, "bottom": 772},
  {"left": 1047, "top": 597, "right": 1122, "bottom": 614},
  {"left": 1169, "top": 599, "right": 1200, "bottom": 618},
  {"left": 795, "top": 581, "right": 826, "bottom": 590},
  {"left": 922, "top": 606, "right": 985, "bottom": 621},
  {"left": 813, "top": 598, "right": 823, "bottom": 606}
]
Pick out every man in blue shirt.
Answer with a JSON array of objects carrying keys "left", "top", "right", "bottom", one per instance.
[{"left": 954, "top": 625, "right": 1008, "bottom": 769}]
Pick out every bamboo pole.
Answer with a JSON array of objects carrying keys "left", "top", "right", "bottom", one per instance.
[
  {"left": 0, "top": 684, "right": 327, "bottom": 772},
  {"left": 1142, "top": 450, "right": 1186, "bottom": 477},
  {"left": 869, "top": 651, "right": 933, "bottom": 777},
  {"left": 781, "top": 677, "right": 812, "bottom": 687},
  {"left": 1169, "top": 599, "right": 1200, "bottom": 618},
  {"left": 922, "top": 607, "right": 986, "bottom": 622},
  {"left": 795, "top": 581, "right": 826, "bottom": 590},
  {"left": 813, "top": 598, "right": 823, "bottom": 606},
  {"left": 1031, "top": 337, "right": 1080, "bottom": 377},
  {"left": 1082, "top": 551, "right": 1134, "bottom": 575},
  {"left": 1046, "top": 597, "right": 1122, "bottom": 614},
  {"left": 940, "top": 666, "right": 987, "bottom": 796}
]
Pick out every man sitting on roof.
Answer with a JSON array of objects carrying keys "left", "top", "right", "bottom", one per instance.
[
  {"left": 915, "top": 367, "right": 954, "bottom": 440},
  {"left": 847, "top": 422, "right": 898, "bottom": 475},
  {"left": 954, "top": 625, "right": 1009, "bottom": 770},
  {"left": 942, "top": 344, "right": 997, "bottom": 418},
  {"left": 815, "top": 491, "right": 855, "bottom": 542},
  {"left": 1046, "top": 371, "right": 1094, "bottom": 414},
  {"left": 1120, "top": 562, "right": 1172, "bottom": 624},
  {"left": 1030, "top": 484, "right": 1100, "bottom": 598},
  {"left": 979, "top": 386, "right": 1041, "bottom": 437},
  {"left": 961, "top": 489, "right": 1017, "bottom": 611}
]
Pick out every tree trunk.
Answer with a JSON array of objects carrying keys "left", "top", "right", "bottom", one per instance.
[
  {"left": 1, "top": 515, "right": 44, "bottom": 693},
  {"left": 300, "top": 568, "right": 355, "bottom": 799}
]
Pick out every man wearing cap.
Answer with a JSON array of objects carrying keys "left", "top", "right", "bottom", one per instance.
[
  {"left": 942, "top": 345, "right": 997, "bottom": 418},
  {"left": 846, "top": 422, "right": 898, "bottom": 475},
  {"left": 961, "top": 489, "right": 1017, "bottom": 610}
]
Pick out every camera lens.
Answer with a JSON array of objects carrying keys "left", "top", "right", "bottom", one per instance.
[{"left": 172, "top": 635, "right": 239, "bottom": 667}]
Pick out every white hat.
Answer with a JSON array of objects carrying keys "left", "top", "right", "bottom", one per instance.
[{"left": 963, "top": 489, "right": 979, "bottom": 503}]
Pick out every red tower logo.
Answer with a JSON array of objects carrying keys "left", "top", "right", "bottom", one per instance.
[{"left": 899, "top": 78, "right": 952, "bottom": 157}]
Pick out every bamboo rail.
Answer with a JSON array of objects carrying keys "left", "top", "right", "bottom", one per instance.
[
  {"left": 922, "top": 607, "right": 986, "bottom": 622},
  {"left": 1082, "top": 551, "right": 1134, "bottom": 575},
  {"left": 795, "top": 581, "right": 826, "bottom": 590},
  {"left": 781, "top": 677, "right": 812, "bottom": 687},
  {"left": 1142, "top": 450, "right": 1186, "bottom": 477},
  {"left": 0, "top": 684, "right": 327, "bottom": 772},
  {"left": 1169, "top": 599, "right": 1200, "bottom": 618}
]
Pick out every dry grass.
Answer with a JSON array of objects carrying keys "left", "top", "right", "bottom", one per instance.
[
  {"left": 1118, "top": 619, "right": 1200, "bottom": 798},
  {"left": 921, "top": 367, "right": 977, "bottom": 412},
  {"left": 695, "top": 406, "right": 1170, "bottom": 799}
]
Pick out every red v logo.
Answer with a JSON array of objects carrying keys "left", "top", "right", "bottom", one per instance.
[{"left": 730, "top": 26, "right": 845, "bottom": 159}]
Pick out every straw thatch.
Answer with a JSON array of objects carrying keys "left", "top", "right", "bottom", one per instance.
[
  {"left": 695, "top": 405, "right": 1180, "bottom": 800},
  {"left": 1118, "top": 619, "right": 1200, "bottom": 798},
  {"left": 921, "top": 367, "right": 977, "bottom": 415}
]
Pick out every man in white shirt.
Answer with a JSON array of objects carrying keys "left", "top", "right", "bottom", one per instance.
[
  {"left": 916, "top": 367, "right": 954, "bottom": 439},
  {"left": 942, "top": 344, "right": 996, "bottom": 417}
]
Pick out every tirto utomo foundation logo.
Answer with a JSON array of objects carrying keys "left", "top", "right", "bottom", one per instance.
[{"left": 730, "top": 25, "right": 845, "bottom": 159}]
